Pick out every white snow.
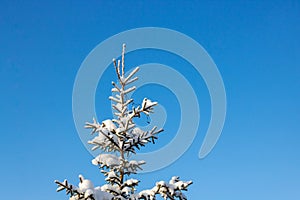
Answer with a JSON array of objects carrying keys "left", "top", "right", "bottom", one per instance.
[
  {"left": 78, "top": 175, "right": 94, "bottom": 193},
  {"left": 123, "top": 178, "right": 139, "bottom": 186},
  {"left": 101, "top": 119, "right": 117, "bottom": 132},
  {"left": 142, "top": 98, "right": 157, "bottom": 110},
  {"left": 92, "top": 154, "right": 120, "bottom": 168}
]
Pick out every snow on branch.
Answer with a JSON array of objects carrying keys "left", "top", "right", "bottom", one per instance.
[
  {"left": 85, "top": 119, "right": 120, "bottom": 152},
  {"left": 55, "top": 175, "right": 115, "bottom": 200},
  {"left": 138, "top": 177, "right": 193, "bottom": 200},
  {"left": 123, "top": 126, "right": 163, "bottom": 154}
]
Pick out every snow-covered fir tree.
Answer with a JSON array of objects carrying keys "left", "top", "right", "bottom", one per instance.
[{"left": 55, "top": 44, "right": 192, "bottom": 200}]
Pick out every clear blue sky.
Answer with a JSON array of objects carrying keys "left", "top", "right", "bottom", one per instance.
[{"left": 1, "top": 1, "right": 299, "bottom": 199}]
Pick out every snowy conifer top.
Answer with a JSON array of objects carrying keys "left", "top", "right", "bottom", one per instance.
[{"left": 55, "top": 44, "right": 192, "bottom": 200}]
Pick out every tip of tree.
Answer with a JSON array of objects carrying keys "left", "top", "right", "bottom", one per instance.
[{"left": 54, "top": 44, "right": 192, "bottom": 199}]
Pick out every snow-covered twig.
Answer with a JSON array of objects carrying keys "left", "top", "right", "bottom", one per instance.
[{"left": 54, "top": 179, "right": 96, "bottom": 200}]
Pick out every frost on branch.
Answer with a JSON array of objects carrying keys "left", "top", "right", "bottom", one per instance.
[
  {"left": 55, "top": 44, "right": 192, "bottom": 199},
  {"left": 55, "top": 175, "right": 113, "bottom": 200}
]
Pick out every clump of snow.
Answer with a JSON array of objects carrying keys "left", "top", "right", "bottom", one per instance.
[
  {"left": 78, "top": 175, "right": 94, "bottom": 193},
  {"left": 123, "top": 178, "right": 139, "bottom": 187},
  {"left": 101, "top": 119, "right": 117, "bottom": 132},
  {"left": 92, "top": 154, "right": 120, "bottom": 168},
  {"left": 141, "top": 98, "right": 157, "bottom": 115}
]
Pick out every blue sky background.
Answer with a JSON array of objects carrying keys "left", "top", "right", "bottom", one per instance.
[{"left": 1, "top": 1, "right": 299, "bottom": 199}]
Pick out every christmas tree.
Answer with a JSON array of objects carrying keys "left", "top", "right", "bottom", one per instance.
[{"left": 55, "top": 44, "right": 192, "bottom": 200}]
